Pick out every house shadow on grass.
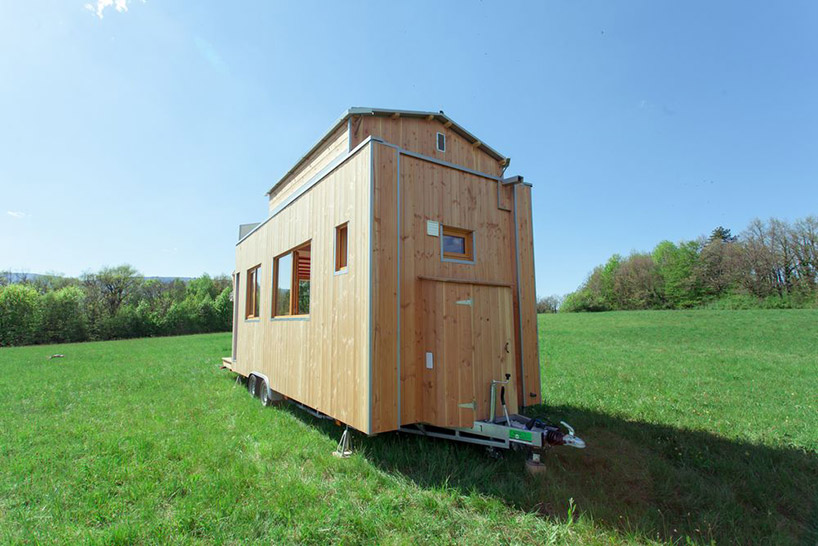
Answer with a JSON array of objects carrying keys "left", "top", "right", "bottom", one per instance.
[{"left": 281, "top": 401, "right": 818, "bottom": 545}]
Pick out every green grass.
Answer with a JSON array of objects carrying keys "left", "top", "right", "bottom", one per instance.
[
  {"left": 0, "top": 310, "right": 816, "bottom": 544},
  {"left": 539, "top": 310, "right": 817, "bottom": 544}
]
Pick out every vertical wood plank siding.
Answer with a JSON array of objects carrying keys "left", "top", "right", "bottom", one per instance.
[
  {"left": 236, "top": 114, "right": 540, "bottom": 436},
  {"left": 268, "top": 125, "right": 350, "bottom": 212},
  {"left": 235, "top": 145, "right": 372, "bottom": 433}
]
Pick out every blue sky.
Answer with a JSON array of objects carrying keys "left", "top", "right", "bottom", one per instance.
[{"left": 1, "top": 1, "right": 816, "bottom": 296}]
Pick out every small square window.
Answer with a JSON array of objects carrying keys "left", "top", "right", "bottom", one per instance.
[
  {"left": 441, "top": 225, "right": 473, "bottom": 262},
  {"left": 335, "top": 222, "right": 348, "bottom": 272},
  {"left": 436, "top": 132, "right": 446, "bottom": 152}
]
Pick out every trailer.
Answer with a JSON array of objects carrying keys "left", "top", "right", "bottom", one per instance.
[{"left": 224, "top": 108, "right": 584, "bottom": 467}]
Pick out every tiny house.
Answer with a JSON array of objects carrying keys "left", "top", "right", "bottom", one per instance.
[{"left": 225, "top": 108, "right": 583, "bottom": 456}]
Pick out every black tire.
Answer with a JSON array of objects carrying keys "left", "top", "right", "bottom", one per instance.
[
  {"left": 260, "top": 384, "right": 272, "bottom": 407},
  {"left": 247, "top": 375, "right": 258, "bottom": 397}
]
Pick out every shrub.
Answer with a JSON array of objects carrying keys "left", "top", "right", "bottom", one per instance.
[
  {"left": 40, "top": 286, "right": 88, "bottom": 343},
  {"left": 99, "top": 303, "right": 158, "bottom": 340},
  {"left": 162, "top": 299, "right": 200, "bottom": 336},
  {"left": 561, "top": 289, "right": 609, "bottom": 313},
  {"left": 214, "top": 287, "right": 233, "bottom": 331},
  {"left": 0, "top": 285, "right": 41, "bottom": 346}
]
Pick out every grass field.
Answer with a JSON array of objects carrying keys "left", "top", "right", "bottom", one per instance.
[{"left": 0, "top": 310, "right": 815, "bottom": 544}]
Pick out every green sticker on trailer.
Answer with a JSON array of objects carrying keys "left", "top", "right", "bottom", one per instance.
[{"left": 509, "top": 429, "right": 532, "bottom": 442}]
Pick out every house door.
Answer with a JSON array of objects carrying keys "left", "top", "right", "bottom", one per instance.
[
  {"left": 419, "top": 281, "right": 517, "bottom": 428},
  {"left": 471, "top": 285, "right": 518, "bottom": 421}
]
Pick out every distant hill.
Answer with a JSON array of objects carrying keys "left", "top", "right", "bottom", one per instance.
[
  {"left": 2, "top": 272, "right": 46, "bottom": 283},
  {"left": 2, "top": 272, "right": 193, "bottom": 284},
  {"left": 144, "top": 276, "right": 194, "bottom": 283}
]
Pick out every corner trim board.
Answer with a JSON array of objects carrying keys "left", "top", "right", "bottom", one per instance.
[
  {"left": 528, "top": 185, "right": 543, "bottom": 402},
  {"left": 368, "top": 141, "right": 375, "bottom": 435},
  {"left": 512, "top": 184, "right": 527, "bottom": 407}
]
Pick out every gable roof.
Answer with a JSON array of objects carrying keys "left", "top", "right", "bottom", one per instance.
[{"left": 266, "top": 107, "right": 508, "bottom": 196}]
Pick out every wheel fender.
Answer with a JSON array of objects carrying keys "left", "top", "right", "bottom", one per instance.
[
  {"left": 248, "top": 372, "right": 285, "bottom": 403},
  {"left": 248, "top": 371, "right": 271, "bottom": 399}
]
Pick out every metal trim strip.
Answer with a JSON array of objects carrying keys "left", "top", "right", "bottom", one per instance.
[{"left": 396, "top": 147, "right": 401, "bottom": 429}]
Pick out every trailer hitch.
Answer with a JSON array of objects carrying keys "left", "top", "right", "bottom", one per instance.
[{"left": 542, "top": 420, "right": 586, "bottom": 449}]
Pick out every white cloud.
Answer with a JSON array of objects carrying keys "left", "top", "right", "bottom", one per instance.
[
  {"left": 7, "top": 211, "right": 27, "bottom": 219},
  {"left": 84, "top": 0, "right": 143, "bottom": 20}
]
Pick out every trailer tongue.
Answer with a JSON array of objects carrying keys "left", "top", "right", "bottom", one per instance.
[{"left": 399, "top": 413, "right": 585, "bottom": 451}]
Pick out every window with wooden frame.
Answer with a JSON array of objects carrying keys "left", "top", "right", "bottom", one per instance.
[
  {"left": 436, "top": 131, "right": 446, "bottom": 152},
  {"left": 335, "top": 222, "right": 348, "bottom": 272},
  {"left": 273, "top": 241, "right": 311, "bottom": 317},
  {"left": 441, "top": 225, "right": 474, "bottom": 262},
  {"left": 245, "top": 265, "right": 261, "bottom": 319}
]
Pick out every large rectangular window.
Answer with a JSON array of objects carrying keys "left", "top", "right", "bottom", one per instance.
[
  {"left": 245, "top": 265, "right": 260, "bottom": 319},
  {"left": 441, "top": 225, "right": 474, "bottom": 262},
  {"left": 335, "top": 222, "right": 348, "bottom": 272},
  {"left": 273, "top": 242, "right": 311, "bottom": 317},
  {"left": 274, "top": 253, "right": 292, "bottom": 316}
]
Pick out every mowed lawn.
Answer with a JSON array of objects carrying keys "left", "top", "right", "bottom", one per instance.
[{"left": 0, "top": 311, "right": 815, "bottom": 544}]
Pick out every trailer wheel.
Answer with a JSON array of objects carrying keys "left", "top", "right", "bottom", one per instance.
[
  {"left": 247, "top": 375, "right": 258, "bottom": 397},
  {"left": 260, "top": 384, "right": 272, "bottom": 407}
]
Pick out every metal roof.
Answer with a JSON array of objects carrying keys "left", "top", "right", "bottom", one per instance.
[{"left": 266, "top": 107, "right": 508, "bottom": 196}]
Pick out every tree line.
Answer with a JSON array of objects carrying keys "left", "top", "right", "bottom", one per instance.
[
  {"left": 557, "top": 216, "right": 818, "bottom": 312},
  {"left": 0, "top": 265, "right": 232, "bottom": 347}
]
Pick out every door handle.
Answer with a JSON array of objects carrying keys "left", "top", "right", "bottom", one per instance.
[{"left": 504, "top": 342, "right": 509, "bottom": 353}]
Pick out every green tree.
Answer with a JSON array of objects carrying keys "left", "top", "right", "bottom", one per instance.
[
  {"left": 652, "top": 240, "right": 703, "bottom": 308},
  {"left": 214, "top": 286, "right": 233, "bottom": 331},
  {"left": 612, "top": 253, "right": 662, "bottom": 309},
  {"left": 40, "top": 286, "right": 88, "bottom": 343},
  {"left": 84, "top": 265, "right": 143, "bottom": 317},
  {"left": 709, "top": 226, "right": 737, "bottom": 243},
  {"left": 600, "top": 254, "right": 622, "bottom": 307},
  {"left": 187, "top": 274, "right": 217, "bottom": 300},
  {"left": 0, "top": 284, "right": 41, "bottom": 346}
]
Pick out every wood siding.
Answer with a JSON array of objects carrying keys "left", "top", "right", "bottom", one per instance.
[
  {"left": 370, "top": 143, "right": 399, "bottom": 433},
  {"left": 513, "top": 184, "right": 542, "bottom": 404},
  {"left": 349, "top": 116, "right": 503, "bottom": 179},
  {"left": 235, "top": 144, "right": 371, "bottom": 433},
  {"left": 234, "top": 115, "right": 540, "bottom": 437},
  {"left": 369, "top": 144, "right": 535, "bottom": 433},
  {"left": 268, "top": 124, "right": 350, "bottom": 213}
]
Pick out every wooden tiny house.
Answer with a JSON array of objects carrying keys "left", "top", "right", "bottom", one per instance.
[{"left": 227, "top": 108, "right": 581, "bottom": 453}]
